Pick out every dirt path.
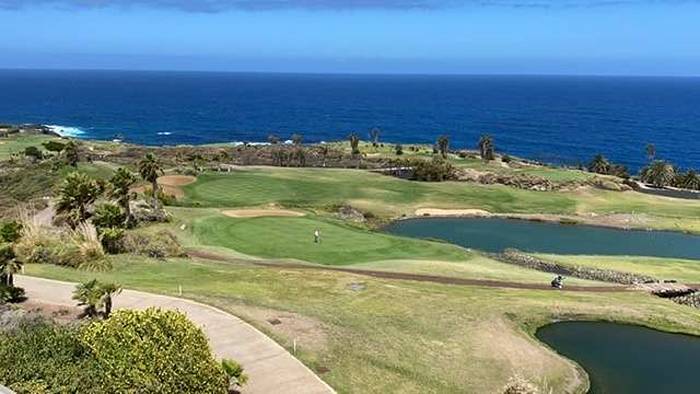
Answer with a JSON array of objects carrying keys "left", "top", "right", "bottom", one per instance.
[
  {"left": 16, "top": 276, "right": 335, "bottom": 394},
  {"left": 188, "top": 249, "right": 629, "bottom": 293}
]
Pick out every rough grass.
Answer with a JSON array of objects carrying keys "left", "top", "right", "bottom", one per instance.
[
  {"left": 539, "top": 254, "right": 700, "bottom": 284},
  {"left": 24, "top": 257, "right": 700, "bottom": 394},
  {"left": 0, "top": 134, "right": 55, "bottom": 160}
]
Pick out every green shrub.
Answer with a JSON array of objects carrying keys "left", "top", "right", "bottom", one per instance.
[
  {"left": 0, "top": 221, "right": 22, "bottom": 242},
  {"left": 23, "top": 146, "right": 43, "bottom": 161},
  {"left": 42, "top": 140, "right": 66, "bottom": 152},
  {"left": 100, "top": 227, "right": 125, "bottom": 254},
  {"left": 92, "top": 203, "right": 125, "bottom": 229},
  {"left": 408, "top": 157, "right": 457, "bottom": 182},
  {"left": 222, "top": 358, "right": 248, "bottom": 388},
  {"left": 79, "top": 308, "right": 228, "bottom": 393},
  {"left": 121, "top": 230, "right": 184, "bottom": 258},
  {"left": 0, "top": 285, "right": 25, "bottom": 303},
  {"left": 0, "top": 316, "right": 102, "bottom": 393}
]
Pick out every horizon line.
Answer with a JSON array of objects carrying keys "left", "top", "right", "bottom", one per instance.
[{"left": 1, "top": 66, "right": 699, "bottom": 79}]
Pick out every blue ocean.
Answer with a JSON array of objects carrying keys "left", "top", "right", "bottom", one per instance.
[{"left": 1, "top": 69, "right": 699, "bottom": 171}]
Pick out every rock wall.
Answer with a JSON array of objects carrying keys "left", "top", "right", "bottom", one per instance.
[{"left": 496, "top": 249, "right": 657, "bottom": 285}]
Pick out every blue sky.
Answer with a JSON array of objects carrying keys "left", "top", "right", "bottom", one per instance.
[{"left": 1, "top": 1, "right": 699, "bottom": 75}]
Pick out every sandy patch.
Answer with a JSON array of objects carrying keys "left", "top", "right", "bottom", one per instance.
[
  {"left": 157, "top": 175, "right": 196, "bottom": 186},
  {"left": 131, "top": 175, "right": 197, "bottom": 199},
  {"left": 222, "top": 209, "right": 306, "bottom": 218},
  {"left": 415, "top": 208, "right": 493, "bottom": 217}
]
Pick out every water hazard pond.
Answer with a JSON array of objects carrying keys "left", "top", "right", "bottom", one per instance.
[
  {"left": 536, "top": 322, "right": 700, "bottom": 393},
  {"left": 384, "top": 217, "right": 700, "bottom": 260}
]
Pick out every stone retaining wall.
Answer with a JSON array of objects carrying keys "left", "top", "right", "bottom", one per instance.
[
  {"left": 670, "top": 293, "right": 700, "bottom": 309},
  {"left": 495, "top": 249, "right": 657, "bottom": 285}
]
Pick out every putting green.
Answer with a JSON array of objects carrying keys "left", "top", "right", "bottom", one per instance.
[{"left": 191, "top": 214, "right": 470, "bottom": 265}]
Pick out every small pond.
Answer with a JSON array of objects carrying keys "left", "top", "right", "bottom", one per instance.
[
  {"left": 536, "top": 321, "right": 700, "bottom": 393},
  {"left": 384, "top": 218, "right": 700, "bottom": 259}
]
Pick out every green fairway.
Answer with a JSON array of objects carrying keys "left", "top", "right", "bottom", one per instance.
[
  {"left": 179, "top": 167, "right": 700, "bottom": 233},
  {"left": 191, "top": 213, "right": 470, "bottom": 265},
  {"left": 23, "top": 256, "right": 700, "bottom": 394},
  {"left": 539, "top": 254, "right": 700, "bottom": 284},
  {"left": 181, "top": 168, "right": 578, "bottom": 216}
]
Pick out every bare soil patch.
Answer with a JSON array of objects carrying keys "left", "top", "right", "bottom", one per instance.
[
  {"left": 131, "top": 175, "right": 196, "bottom": 199},
  {"left": 17, "top": 300, "right": 81, "bottom": 323},
  {"left": 221, "top": 209, "right": 306, "bottom": 218},
  {"left": 229, "top": 303, "right": 328, "bottom": 352},
  {"left": 158, "top": 175, "right": 197, "bottom": 186}
]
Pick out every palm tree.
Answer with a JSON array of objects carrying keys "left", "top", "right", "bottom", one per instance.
[
  {"left": 55, "top": 172, "right": 104, "bottom": 228},
  {"left": 109, "top": 168, "right": 138, "bottom": 227},
  {"left": 640, "top": 160, "right": 676, "bottom": 187},
  {"left": 645, "top": 143, "right": 656, "bottom": 162},
  {"left": 73, "top": 279, "right": 103, "bottom": 318},
  {"left": 349, "top": 133, "right": 360, "bottom": 155},
  {"left": 73, "top": 279, "right": 122, "bottom": 319},
  {"left": 138, "top": 153, "right": 164, "bottom": 209},
  {"left": 267, "top": 134, "right": 280, "bottom": 144},
  {"left": 348, "top": 133, "right": 361, "bottom": 168},
  {"left": 99, "top": 282, "right": 122, "bottom": 319},
  {"left": 436, "top": 135, "right": 450, "bottom": 158},
  {"left": 291, "top": 134, "right": 303, "bottom": 145},
  {"left": 478, "top": 135, "right": 495, "bottom": 161},
  {"left": 369, "top": 127, "right": 381, "bottom": 147},
  {"left": 587, "top": 154, "right": 610, "bottom": 174},
  {"left": 676, "top": 170, "right": 700, "bottom": 190},
  {"left": 0, "top": 244, "right": 21, "bottom": 287}
]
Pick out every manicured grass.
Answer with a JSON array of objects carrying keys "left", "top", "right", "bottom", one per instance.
[
  {"left": 181, "top": 168, "right": 578, "bottom": 216},
  {"left": 539, "top": 254, "right": 700, "bottom": 284},
  {"left": 24, "top": 257, "right": 700, "bottom": 394},
  {"left": 190, "top": 213, "right": 470, "bottom": 265},
  {"left": 180, "top": 167, "right": 700, "bottom": 232}
]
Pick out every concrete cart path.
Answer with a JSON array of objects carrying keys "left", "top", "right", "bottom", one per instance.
[{"left": 16, "top": 275, "right": 335, "bottom": 394}]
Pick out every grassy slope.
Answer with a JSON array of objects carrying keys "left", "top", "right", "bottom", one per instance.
[
  {"left": 180, "top": 167, "right": 700, "bottom": 232},
  {"left": 24, "top": 258, "right": 700, "bottom": 394},
  {"left": 539, "top": 254, "right": 700, "bottom": 284}
]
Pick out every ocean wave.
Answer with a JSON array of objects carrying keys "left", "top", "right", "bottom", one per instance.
[{"left": 47, "top": 125, "right": 86, "bottom": 138}]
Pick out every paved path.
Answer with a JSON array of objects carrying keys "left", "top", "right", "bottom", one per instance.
[{"left": 16, "top": 276, "right": 334, "bottom": 394}]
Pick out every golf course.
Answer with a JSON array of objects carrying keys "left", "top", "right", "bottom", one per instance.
[{"left": 3, "top": 132, "right": 700, "bottom": 393}]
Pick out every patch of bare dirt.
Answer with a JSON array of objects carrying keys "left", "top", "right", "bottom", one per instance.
[
  {"left": 230, "top": 304, "right": 328, "bottom": 352},
  {"left": 221, "top": 209, "right": 306, "bottom": 218},
  {"left": 17, "top": 300, "right": 81, "bottom": 323},
  {"left": 157, "top": 175, "right": 197, "bottom": 186}
]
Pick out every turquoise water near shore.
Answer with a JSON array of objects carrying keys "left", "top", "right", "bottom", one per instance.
[
  {"left": 537, "top": 322, "right": 700, "bottom": 394},
  {"left": 384, "top": 217, "right": 700, "bottom": 259},
  {"left": 1, "top": 70, "right": 699, "bottom": 171}
]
